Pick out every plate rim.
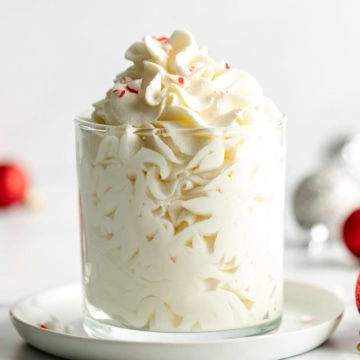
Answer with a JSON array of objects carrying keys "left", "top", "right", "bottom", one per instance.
[{"left": 9, "top": 279, "right": 344, "bottom": 346}]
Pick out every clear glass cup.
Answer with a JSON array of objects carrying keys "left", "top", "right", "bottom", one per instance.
[{"left": 75, "top": 112, "right": 286, "bottom": 340}]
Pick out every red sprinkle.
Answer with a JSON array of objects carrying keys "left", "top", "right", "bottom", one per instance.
[
  {"left": 126, "top": 86, "right": 139, "bottom": 94},
  {"left": 40, "top": 324, "right": 48, "bottom": 329},
  {"left": 300, "top": 315, "right": 314, "bottom": 324},
  {"left": 119, "top": 90, "right": 126, "bottom": 98},
  {"left": 112, "top": 89, "right": 118, "bottom": 93},
  {"left": 225, "top": 62, "right": 230, "bottom": 70},
  {"left": 189, "top": 65, "right": 196, "bottom": 72},
  {"left": 120, "top": 77, "right": 127, "bottom": 84},
  {"left": 155, "top": 36, "right": 169, "bottom": 43},
  {"left": 178, "top": 77, "right": 185, "bottom": 85}
]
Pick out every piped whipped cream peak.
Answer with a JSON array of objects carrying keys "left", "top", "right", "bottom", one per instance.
[{"left": 92, "top": 29, "right": 281, "bottom": 128}]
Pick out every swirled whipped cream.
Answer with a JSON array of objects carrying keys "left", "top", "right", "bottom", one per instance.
[
  {"left": 78, "top": 30, "right": 285, "bottom": 333},
  {"left": 92, "top": 30, "right": 280, "bottom": 129}
]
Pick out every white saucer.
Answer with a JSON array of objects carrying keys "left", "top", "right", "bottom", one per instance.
[{"left": 10, "top": 281, "right": 344, "bottom": 360}]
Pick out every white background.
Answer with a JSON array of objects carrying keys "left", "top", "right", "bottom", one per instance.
[{"left": 1, "top": 0, "right": 360, "bottom": 291}]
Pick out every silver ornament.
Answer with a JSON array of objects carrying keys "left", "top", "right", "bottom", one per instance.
[{"left": 293, "top": 166, "right": 360, "bottom": 241}]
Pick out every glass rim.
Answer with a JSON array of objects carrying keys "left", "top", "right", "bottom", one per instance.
[{"left": 74, "top": 110, "right": 286, "bottom": 135}]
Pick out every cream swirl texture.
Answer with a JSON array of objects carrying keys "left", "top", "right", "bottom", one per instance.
[{"left": 92, "top": 30, "right": 280, "bottom": 129}]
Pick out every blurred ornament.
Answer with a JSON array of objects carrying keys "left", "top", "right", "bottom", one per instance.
[
  {"left": 293, "top": 133, "right": 360, "bottom": 251},
  {"left": 356, "top": 273, "right": 360, "bottom": 353},
  {"left": 342, "top": 209, "right": 360, "bottom": 258},
  {"left": 0, "top": 162, "right": 44, "bottom": 210},
  {"left": 293, "top": 165, "right": 360, "bottom": 243},
  {"left": 356, "top": 273, "right": 360, "bottom": 313},
  {"left": 0, "top": 163, "right": 28, "bottom": 207}
]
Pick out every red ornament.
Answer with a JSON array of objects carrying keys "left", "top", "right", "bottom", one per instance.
[
  {"left": 356, "top": 273, "right": 360, "bottom": 313},
  {"left": 0, "top": 164, "right": 28, "bottom": 207},
  {"left": 342, "top": 208, "right": 360, "bottom": 258}
]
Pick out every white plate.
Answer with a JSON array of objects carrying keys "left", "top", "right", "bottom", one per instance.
[{"left": 10, "top": 281, "right": 343, "bottom": 360}]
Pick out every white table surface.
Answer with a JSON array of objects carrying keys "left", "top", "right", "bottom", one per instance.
[{"left": 1, "top": 177, "right": 359, "bottom": 359}]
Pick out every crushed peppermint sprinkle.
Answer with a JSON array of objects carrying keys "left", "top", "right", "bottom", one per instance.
[
  {"left": 126, "top": 86, "right": 139, "bottom": 94},
  {"left": 38, "top": 317, "right": 74, "bottom": 334},
  {"left": 225, "top": 62, "right": 231, "bottom": 70},
  {"left": 178, "top": 77, "right": 185, "bottom": 85},
  {"left": 300, "top": 315, "right": 314, "bottom": 324},
  {"left": 119, "top": 90, "right": 126, "bottom": 98},
  {"left": 189, "top": 65, "right": 196, "bottom": 72},
  {"left": 155, "top": 36, "right": 169, "bottom": 43},
  {"left": 120, "top": 77, "right": 127, "bottom": 84}
]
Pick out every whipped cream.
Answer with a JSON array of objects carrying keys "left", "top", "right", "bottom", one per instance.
[
  {"left": 93, "top": 30, "right": 280, "bottom": 129},
  {"left": 77, "top": 30, "right": 285, "bottom": 333}
]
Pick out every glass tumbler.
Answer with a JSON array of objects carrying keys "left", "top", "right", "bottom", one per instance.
[{"left": 75, "top": 113, "right": 286, "bottom": 340}]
